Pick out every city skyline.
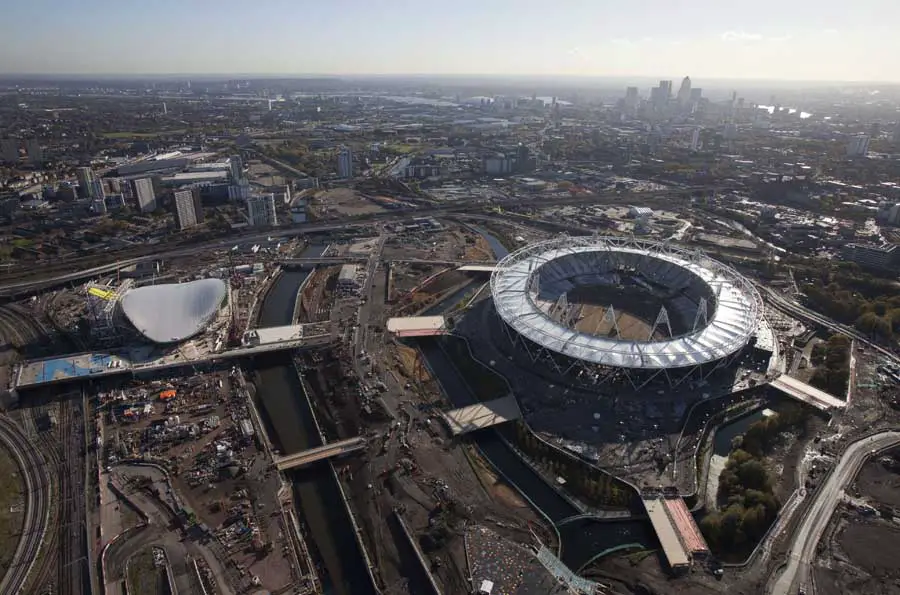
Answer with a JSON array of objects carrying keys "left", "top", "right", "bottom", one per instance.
[{"left": 2, "top": 0, "right": 899, "bottom": 82}]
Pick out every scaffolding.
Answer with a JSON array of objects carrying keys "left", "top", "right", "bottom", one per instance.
[{"left": 85, "top": 278, "right": 132, "bottom": 344}]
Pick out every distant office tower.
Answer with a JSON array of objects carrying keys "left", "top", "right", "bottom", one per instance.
[
  {"left": 337, "top": 146, "right": 353, "bottom": 178},
  {"left": 691, "top": 128, "right": 701, "bottom": 151},
  {"left": 229, "top": 154, "right": 243, "bottom": 181},
  {"left": 724, "top": 123, "right": 738, "bottom": 141},
  {"left": 847, "top": 134, "right": 870, "bottom": 157},
  {"left": 133, "top": 177, "right": 157, "bottom": 213},
  {"left": 659, "top": 80, "right": 672, "bottom": 99},
  {"left": 677, "top": 76, "right": 691, "bottom": 103},
  {"left": 247, "top": 194, "right": 278, "bottom": 227},
  {"left": 893, "top": 123, "right": 900, "bottom": 145},
  {"left": 26, "top": 139, "right": 43, "bottom": 165},
  {"left": 174, "top": 189, "right": 203, "bottom": 230},
  {"left": 76, "top": 167, "right": 97, "bottom": 198},
  {"left": 162, "top": 102, "right": 167, "bottom": 115},
  {"left": 0, "top": 139, "right": 18, "bottom": 163},
  {"left": 689, "top": 88, "right": 702, "bottom": 101},
  {"left": 625, "top": 86, "right": 639, "bottom": 104}
]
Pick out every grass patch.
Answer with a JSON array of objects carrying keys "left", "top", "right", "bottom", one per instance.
[
  {"left": 0, "top": 442, "right": 25, "bottom": 572},
  {"left": 126, "top": 548, "right": 165, "bottom": 595}
]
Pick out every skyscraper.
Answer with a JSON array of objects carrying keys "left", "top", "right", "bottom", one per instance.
[
  {"left": 133, "top": 177, "right": 157, "bottom": 213},
  {"left": 677, "top": 76, "right": 692, "bottom": 103},
  {"left": 691, "top": 128, "right": 701, "bottom": 151},
  {"left": 247, "top": 194, "right": 278, "bottom": 227},
  {"left": 337, "top": 146, "right": 353, "bottom": 178},
  {"left": 174, "top": 189, "right": 203, "bottom": 230},
  {"left": 893, "top": 122, "right": 900, "bottom": 145}
]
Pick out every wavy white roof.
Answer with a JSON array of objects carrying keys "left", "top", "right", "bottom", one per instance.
[
  {"left": 490, "top": 237, "right": 762, "bottom": 370},
  {"left": 120, "top": 278, "right": 227, "bottom": 344}
]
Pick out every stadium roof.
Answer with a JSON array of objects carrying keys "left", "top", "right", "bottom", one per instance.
[
  {"left": 490, "top": 237, "right": 761, "bottom": 370},
  {"left": 120, "top": 278, "right": 227, "bottom": 344}
]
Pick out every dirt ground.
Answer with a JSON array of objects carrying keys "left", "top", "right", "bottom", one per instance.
[
  {"left": 855, "top": 452, "right": 900, "bottom": 508},
  {"left": 839, "top": 523, "right": 900, "bottom": 578},
  {"left": 312, "top": 188, "right": 385, "bottom": 217}
]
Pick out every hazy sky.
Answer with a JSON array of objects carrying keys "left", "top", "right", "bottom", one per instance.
[{"left": 2, "top": 0, "right": 898, "bottom": 81}]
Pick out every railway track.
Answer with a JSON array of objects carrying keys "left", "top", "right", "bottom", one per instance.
[
  {"left": 55, "top": 393, "right": 88, "bottom": 595},
  {"left": 0, "top": 415, "right": 51, "bottom": 595}
]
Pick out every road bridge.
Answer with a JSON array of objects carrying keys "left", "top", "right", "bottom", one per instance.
[{"left": 273, "top": 437, "right": 367, "bottom": 471}]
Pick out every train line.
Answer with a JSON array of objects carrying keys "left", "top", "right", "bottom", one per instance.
[
  {"left": 56, "top": 393, "right": 88, "bottom": 595},
  {"left": 0, "top": 415, "right": 51, "bottom": 595}
]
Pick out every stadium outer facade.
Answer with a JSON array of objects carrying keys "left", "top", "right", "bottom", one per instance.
[{"left": 489, "top": 235, "right": 764, "bottom": 389}]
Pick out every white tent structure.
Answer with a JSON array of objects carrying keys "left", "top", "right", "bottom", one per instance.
[{"left": 120, "top": 278, "right": 227, "bottom": 344}]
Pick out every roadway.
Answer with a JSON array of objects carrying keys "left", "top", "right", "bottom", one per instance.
[
  {"left": 0, "top": 186, "right": 709, "bottom": 298},
  {"left": 770, "top": 431, "right": 900, "bottom": 595},
  {"left": 0, "top": 414, "right": 50, "bottom": 595}
]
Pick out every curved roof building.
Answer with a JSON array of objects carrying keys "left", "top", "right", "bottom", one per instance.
[
  {"left": 119, "top": 278, "right": 227, "bottom": 344},
  {"left": 490, "top": 236, "right": 762, "bottom": 386}
]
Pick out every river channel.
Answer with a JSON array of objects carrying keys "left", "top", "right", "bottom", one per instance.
[{"left": 252, "top": 244, "right": 376, "bottom": 595}]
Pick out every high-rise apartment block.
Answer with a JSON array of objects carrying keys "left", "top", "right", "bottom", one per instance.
[
  {"left": 847, "top": 134, "right": 870, "bottom": 157},
  {"left": 229, "top": 154, "right": 243, "bottom": 181},
  {"left": 247, "top": 194, "right": 278, "bottom": 227},
  {"left": 76, "top": 167, "right": 97, "bottom": 199},
  {"left": 133, "top": 177, "right": 157, "bottom": 213},
  {"left": 174, "top": 188, "right": 203, "bottom": 230},
  {"left": 337, "top": 146, "right": 353, "bottom": 178}
]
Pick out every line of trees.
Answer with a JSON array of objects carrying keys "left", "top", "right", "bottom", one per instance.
[
  {"left": 513, "top": 422, "right": 633, "bottom": 509},
  {"left": 801, "top": 265, "right": 900, "bottom": 343},
  {"left": 809, "top": 334, "right": 851, "bottom": 397}
]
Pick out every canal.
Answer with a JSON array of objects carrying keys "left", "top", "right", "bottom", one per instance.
[{"left": 252, "top": 243, "right": 376, "bottom": 595}]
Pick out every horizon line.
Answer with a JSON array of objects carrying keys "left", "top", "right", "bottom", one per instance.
[{"left": 0, "top": 72, "right": 899, "bottom": 85}]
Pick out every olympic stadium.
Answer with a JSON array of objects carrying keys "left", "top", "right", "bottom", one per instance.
[{"left": 489, "top": 236, "right": 764, "bottom": 389}]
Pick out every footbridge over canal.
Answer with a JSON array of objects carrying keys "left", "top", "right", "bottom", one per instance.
[{"left": 273, "top": 436, "right": 367, "bottom": 471}]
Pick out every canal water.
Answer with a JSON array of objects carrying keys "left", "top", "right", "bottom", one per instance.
[
  {"left": 713, "top": 409, "right": 766, "bottom": 457},
  {"left": 252, "top": 243, "right": 376, "bottom": 595}
]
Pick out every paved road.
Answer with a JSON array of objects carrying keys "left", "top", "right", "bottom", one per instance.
[
  {"left": 770, "top": 431, "right": 900, "bottom": 595},
  {"left": 0, "top": 415, "right": 50, "bottom": 595},
  {"left": 0, "top": 186, "right": 715, "bottom": 298}
]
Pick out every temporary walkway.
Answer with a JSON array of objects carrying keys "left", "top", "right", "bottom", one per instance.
[
  {"left": 457, "top": 264, "right": 497, "bottom": 273},
  {"left": 769, "top": 374, "right": 846, "bottom": 411},
  {"left": 441, "top": 395, "right": 522, "bottom": 435},
  {"left": 385, "top": 316, "right": 447, "bottom": 337},
  {"left": 663, "top": 497, "right": 709, "bottom": 557},
  {"left": 642, "top": 497, "right": 691, "bottom": 572},
  {"left": 273, "top": 436, "right": 367, "bottom": 471}
]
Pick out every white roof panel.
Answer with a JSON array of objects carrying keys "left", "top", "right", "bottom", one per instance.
[
  {"left": 120, "top": 278, "right": 227, "bottom": 344},
  {"left": 490, "top": 237, "right": 761, "bottom": 369}
]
